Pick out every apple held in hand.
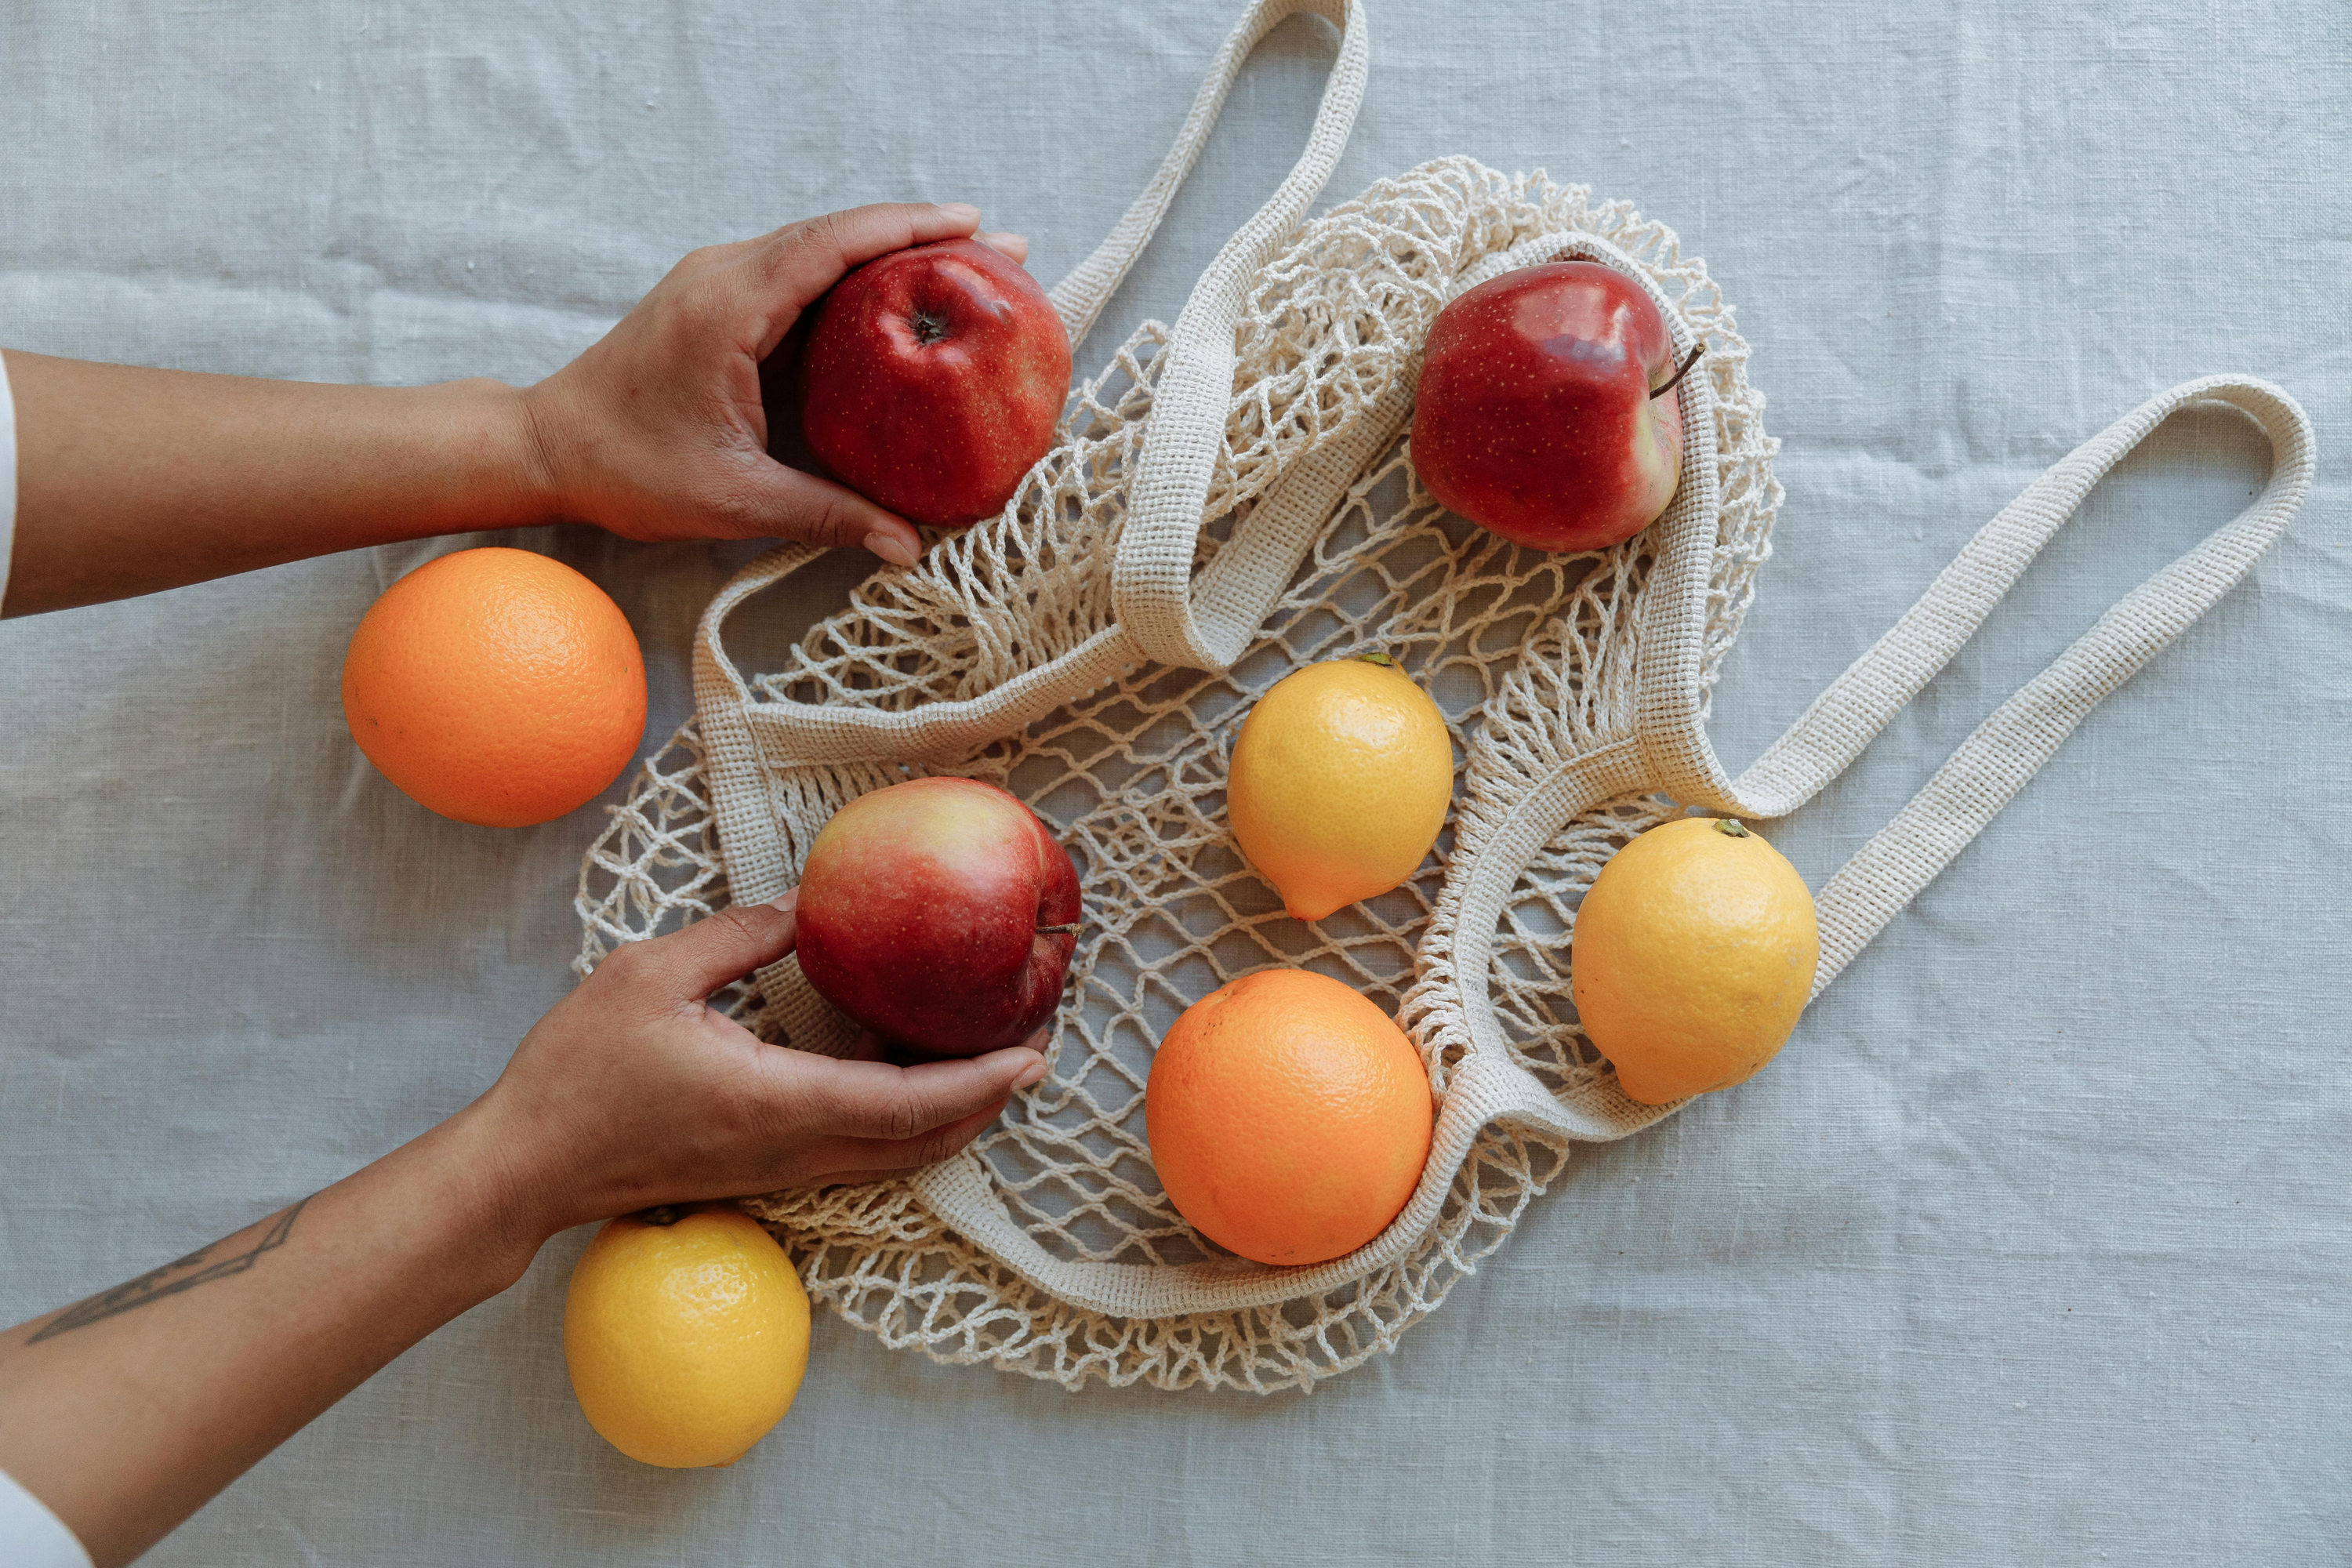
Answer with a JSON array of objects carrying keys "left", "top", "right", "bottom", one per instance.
[
  {"left": 793, "top": 238, "right": 1073, "bottom": 528},
  {"left": 793, "top": 777, "right": 1080, "bottom": 1058},
  {"left": 1410, "top": 259, "right": 1702, "bottom": 553}
]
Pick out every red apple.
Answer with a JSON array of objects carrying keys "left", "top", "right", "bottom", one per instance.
[
  {"left": 793, "top": 777, "right": 1080, "bottom": 1058},
  {"left": 1410, "top": 259, "right": 1699, "bottom": 553},
  {"left": 791, "top": 238, "right": 1073, "bottom": 528}
]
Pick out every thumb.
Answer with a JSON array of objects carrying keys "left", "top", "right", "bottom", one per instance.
[
  {"left": 637, "top": 895, "right": 799, "bottom": 1000},
  {"left": 753, "top": 201, "right": 985, "bottom": 329}
]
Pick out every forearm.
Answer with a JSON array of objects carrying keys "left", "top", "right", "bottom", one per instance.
[
  {"left": 2, "top": 350, "right": 554, "bottom": 617},
  {"left": 0, "top": 1105, "right": 548, "bottom": 1568}
]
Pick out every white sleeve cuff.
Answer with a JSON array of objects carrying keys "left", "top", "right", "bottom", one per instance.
[{"left": 0, "top": 1465, "right": 93, "bottom": 1568}]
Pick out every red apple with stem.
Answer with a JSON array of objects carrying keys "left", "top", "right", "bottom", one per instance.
[
  {"left": 1410, "top": 258, "right": 1703, "bottom": 552},
  {"left": 789, "top": 238, "right": 1072, "bottom": 528},
  {"left": 793, "top": 777, "right": 1081, "bottom": 1058}
]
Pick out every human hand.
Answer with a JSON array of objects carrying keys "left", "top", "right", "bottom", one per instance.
[
  {"left": 518, "top": 203, "right": 1033, "bottom": 567},
  {"left": 463, "top": 887, "right": 1047, "bottom": 1242},
  {"left": 0, "top": 885, "right": 1045, "bottom": 1565}
]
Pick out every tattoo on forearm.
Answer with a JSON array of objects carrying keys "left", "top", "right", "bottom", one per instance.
[{"left": 27, "top": 1198, "right": 311, "bottom": 1343}]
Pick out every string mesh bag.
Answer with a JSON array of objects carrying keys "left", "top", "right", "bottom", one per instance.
[{"left": 574, "top": 0, "right": 2317, "bottom": 1393}]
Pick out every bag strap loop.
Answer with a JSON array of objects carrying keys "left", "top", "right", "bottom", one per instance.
[
  {"left": 1109, "top": 0, "right": 1369, "bottom": 672},
  {"left": 1639, "top": 375, "right": 2315, "bottom": 993},
  {"left": 1047, "top": 0, "right": 1359, "bottom": 354}
]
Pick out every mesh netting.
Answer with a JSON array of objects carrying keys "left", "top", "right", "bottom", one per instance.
[{"left": 575, "top": 157, "right": 1780, "bottom": 1391}]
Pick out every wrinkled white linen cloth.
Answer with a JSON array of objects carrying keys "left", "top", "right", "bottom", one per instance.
[{"left": 1, "top": 1, "right": 2347, "bottom": 1563}]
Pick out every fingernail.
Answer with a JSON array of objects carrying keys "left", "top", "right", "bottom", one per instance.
[
  {"left": 766, "top": 887, "right": 800, "bottom": 912},
  {"left": 1011, "top": 1058, "right": 1049, "bottom": 1091},
  {"left": 988, "top": 231, "right": 1029, "bottom": 249},
  {"left": 938, "top": 201, "right": 980, "bottom": 222},
  {"left": 863, "top": 531, "right": 920, "bottom": 568}
]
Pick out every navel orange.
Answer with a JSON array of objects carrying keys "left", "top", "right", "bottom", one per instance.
[
  {"left": 1145, "top": 968, "right": 1434, "bottom": 1268},
  {"left": 1570, "top": 816, "right": 1819, "bottom": 1105},
  {"left": 340, "top": 546, "right": 646, "bottom": 828}
]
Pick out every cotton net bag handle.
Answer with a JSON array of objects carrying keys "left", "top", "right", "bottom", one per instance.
[
  {"left": 1102, "top": 4, "right": 1367, "bottom": 673},
  {"left": 1642, "top": 375, "right": 2316, "bottom": 1001},
  {"left": 691, "top": 0, "right": 1366, "bottom": 704}
]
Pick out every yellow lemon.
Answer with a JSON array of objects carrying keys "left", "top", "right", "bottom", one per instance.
[
  {"left": 562, "top": 1204, "right": 811, "bottom": 1468},
  {"left": 1569, "top": 817, "right": 1819, "bottom": 1105},
  {"left": 1227, "top": 654, "right": 1455, "bottom": 921}
]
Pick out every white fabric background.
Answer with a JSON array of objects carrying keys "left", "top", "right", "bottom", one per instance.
[{"left": 3, "top": 2, "right": 2348, "bottom": 1562}]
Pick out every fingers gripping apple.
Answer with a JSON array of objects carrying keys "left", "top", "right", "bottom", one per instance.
[{"left": 793, "top": 778, "right": 1081, "bottom": 1057}]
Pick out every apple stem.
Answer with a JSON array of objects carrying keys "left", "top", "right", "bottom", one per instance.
[
  {"left": 1036, "top": 923, "right": 1080, "bottom": 935},
  {"left": 1652, "top": 342, "right": 1705, "bottom": 401}
]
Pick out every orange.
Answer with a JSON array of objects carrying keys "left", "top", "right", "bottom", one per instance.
[
  {"left": 1570, "top": 817, "right": 1819, "bottom": 1105},
  {"left": 340, "top": 547, "right": 646, "bottom": 828},
  {"left": 1145, "top": 968, "right": 1434, "bottom": 1267}
]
